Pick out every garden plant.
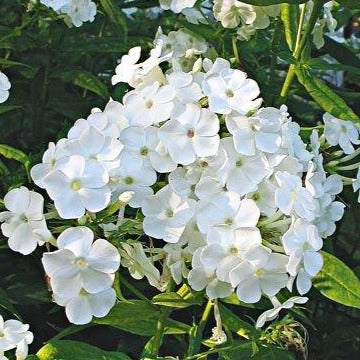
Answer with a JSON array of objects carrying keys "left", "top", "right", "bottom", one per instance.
[{"left": 0, "top": 0, "right": 360, "bottom": 359}]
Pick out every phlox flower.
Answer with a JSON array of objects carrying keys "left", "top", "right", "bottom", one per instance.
[
  {"left": 43, "top": 155, "right": 111, "bottom": 219},
  {"left": 159, "top": 104, "right": 220, "bottom": 165},
  {"left": 200, "top": 226, "right": 262, "bottom": 282},
  {"left": 142, "top": 185, "right": 195, "bottom": 243},
  {"left": 0, "top": 71, "right": 11, "bottom": 103},
  {"left": 282, "top": 219, "right": 323, "bottom": 294},
  {"left": 42, "top": 226, "right": 120, "bottom": 297},
  {"left": 230, "top": 245, "right": 289, "bottom": 303},
  {"left": 159, "top": 0, "right": 197, "bottom": 13},
  {"left": 0, "top": 187, "right": 51, "bottom": 255}
]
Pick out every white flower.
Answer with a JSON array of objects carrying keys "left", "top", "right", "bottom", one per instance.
[
  {"left": 323, "top": 112, "right": 360, "bottom": 154},
  {"left": 275, "top": 171, "right": 318, "bottom": 222},
  {"left": 196, "top": 192, "right": 260, "bottom": 233},
  {"left": 30, "top": 139, "right": 68, "bottom": 188},
  {"left": 247, "top": 179, "right": 277, "bottom": 216},
  {"left": 0, "top": 71, "right": 11, "bottom": 103},
  {"left": 124, "top": 82, "right": 175, "bottom": 127},
  {"left": 282, "top": 219, "right": 323, "bottom": 294},
  {"left": 43, "top": 155, "right": 111, "bottom": 219},
  {"left": 159, "top": 104, "right": 220, "bottom": 165},
  {"left": 142, "top": 185, "right": 195, "bottom": 243},
  {"left": 40, "top": 0, "right": 68, "bottom": 11},
  {"left": 230, "top": 245, "right": 289, "bottom": 303},
  {"left": 120, "top": 242, "right": 161, "bottom": 289},
  {"left": 159, "top": 0, "right": 196, "bottom": 13},
  {"left": 166, "top": 71, "right": 203, "bottom": 117},
  {"left": 255, "top": 296, "right": 308, "bottom": 328},
  {"left": 0, "top": 315, "right": 33, "bottom": 353},
  {"left": 112, "top": 45, "right": 169, "bottom": 88},
  {"left": 64, "top": 0, "right": 97, "bottom": 27},
  {"left": 42, "top": 226, "right": 120, "bottom": 298},
  {"left": 0, "top": 187, "right": 51, "bottom": 255},
  {"left": 314, "top": 195, "right": 345, "bottom": 238},
  {"left": 213, "top": 0, "right": 256, "bottom": 29},
  {"left": 119, "top": 126, "right": 176, "bottom": 173},
  {"left": 70, "top": 100, "right": 128, "bottom": 139},
  {"left": 64, "top": 125, "right": 123, "bottom": 172},
  {"left": 201, "top": 226, "right": 262, "bottom": 282},
  {"left": 225, "top": 106, "right": 283, "bottom": 155},
  {"left": 202, "top": 58, "right": 262, "bottom": 115},
  {"left": 109, "top": 161, "right": 155, "bottom": 208},
  {"left": 168, "top": 167, "right": 200, "bottom": 199},
  {"left": 219, "top": 137, "right": 270, "bottom": 196},
  {"left": 54, "top": 287, "right": 116, "bottom": 325},
  {"left": 188, "top": 248, "right": 233, "bottom": 299},
  {"left": 252, "top": 5, "right": 280, "bottom": 29}
]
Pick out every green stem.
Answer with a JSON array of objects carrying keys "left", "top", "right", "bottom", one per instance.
[
  {"left": 120, "top": 278, "right": 150, "bottom": 303},
  {"left": 232, "top": 37, "right": 240, "bottom": 65},
  {"left": 338, "top": 147, "right": 360, "bottom": 163},
  {"left": 149, "top": 280, "right": 175, "bottom": 357},
  {"left": 279, "top": 0, "right": 325, "bottom": 102},
  {"left": 336, "top": 162, "right": 360, "bottom": 171}
]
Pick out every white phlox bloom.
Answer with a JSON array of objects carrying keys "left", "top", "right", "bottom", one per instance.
[
  {"left": 0, "top": 316, "right": 33, "bottom": 354},
  {"left": 0, "top": 187, "right": 52, "bottom": 255},
  {"left": 112, "top": 45, "right": 170, "bottom": 88},
  {"left": 124, "top": 82, "right": 175, "bottom": 127},
  {"left": 120, "top": 242, "right": 162, "bottom": 289},
  {"left": 54, "top": 287, "right": 116, "bottom": 325},
  {"left": 159, "top": 0, "right": 197, "bottom": 13},
  {"left": 119, "top": 126, "right": 176, "bottom": 173},
  {"left": 188, "top": 248, "right": 233, "bottom": 299},
  {"left": 282, "top": 219, "right": 323, "bottom": 294},
  {"left": 200, "top": 226, "right": 262, "bottom": 282},
  {"left": 275, "top": 171, "right": 318, "bottom": 222},
  {"left": 213, "top": 0, "right": 256, "bottom": 29},
  {"left": 255, "top": 296, "right": 308, "bottom": 328},
  {"left": 43, "top": 155, "right": 111, "bottom": 219},
  {"left": 247, "top": 179, "right": 277, "bottom": 217},
  {"left": 42, "top": 226, "right": 120, "bottom": 299},
  {"left": 0, "top": 71, "right": 11, "bottom": 103},
  {"left": 109, "top": 160, "right": 156, "bottom": 208},
  {"left": 63, "top": 125, "right": 123, "bottom": 172},
  {"left": 202, "top": 58, "right": 262, "bottom": 115},
  {"left": 219, "top": 137, "right": 271, "bottom": 196},
  {"left": 142, "top": 185, "right": 195, "bottom": 243},
  {"left": 196, "top": 192, "right": 260, "bottom": 233},
  {"left": 166, "top": 71, "right": 203, "bottom": 116},
  {"left": 41, "top": 0, "right": 97, "bottom": 27},
  {"left": 30, "top": 139, "right": 68, "bottom": 188},
  {"left": 72, "top": 100, "right": 129, "bottom": 139},
  {"left": 323, "top": 112, "right": 360, "bottom": 154},
  {"left": 225, "top": 106, "right": 283, "bottom": 155},
  {"left": 159, "top": 104, "right": 220, "bottom": 165},
  {"left": 230, "top": 245, "right": 289, "bottom": 303}
]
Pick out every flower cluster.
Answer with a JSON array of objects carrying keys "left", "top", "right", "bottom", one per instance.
[
  {"left": 0, "top": 315, "right": 33, "bottom": 360},
  {"left": 40, "top": 0, "right": 96, "bottom": 27},
  {"left": 1, "top": 27, "right": 359, "bottom": 330}
]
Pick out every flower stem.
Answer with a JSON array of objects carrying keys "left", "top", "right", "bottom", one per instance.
[
  {"left": 338, "top": 147, "right": 360, "bottom": 163},
  {"left": 279, "top": 0, "right": 325, "bottom": 103},
  {"left": 336, "top": 162, "right": 360, "bottom": 171},
  {"left": 232, "top": 37, "right": 240, "bottom": 65}
]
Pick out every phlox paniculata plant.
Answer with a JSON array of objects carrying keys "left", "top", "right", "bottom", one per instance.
[{"left": 0, "top": 1, "right": 360, "bottom": 358}]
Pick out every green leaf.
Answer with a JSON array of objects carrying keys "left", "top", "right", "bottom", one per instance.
[
  {"left": 0, "top": 287, "right": 20, "bottom": 318},
  {"left": 99, "top": 0, "right": 127, "bottom": 38},
  {"left": 36, "top": 340, "right": 131, "bottom": 360},
  {"left": 219, "top": 304, "right": 257, "bottom": 339},
  {"left": 280, "top": 4, "right": 299, "bottom": 52},
  {"left": 58, "top": 71, "right": 110, "bottom": 100},
  {"left": 322, "top": 36, "right": 360, "bottom": 68},
  {"left": 0, "top": 143, "right": 30, "bottom": 170},
  {"left": 309, "top": 58, "right": 360, "bottom": 75},
  {"left": 0, "top": 104, "right": 22, "bottom": 115},
  {"left": 295, "top": 64, "right": 360, "bottom": 124},
  {"left": 313, "top": 251, "right": 360, "bottom": 309},
  {"left": 151, "top": 291, "right": 203, "bottom": 309},
  {"left": 93, "top": 300, "right": 190, "bottom": 336}
]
